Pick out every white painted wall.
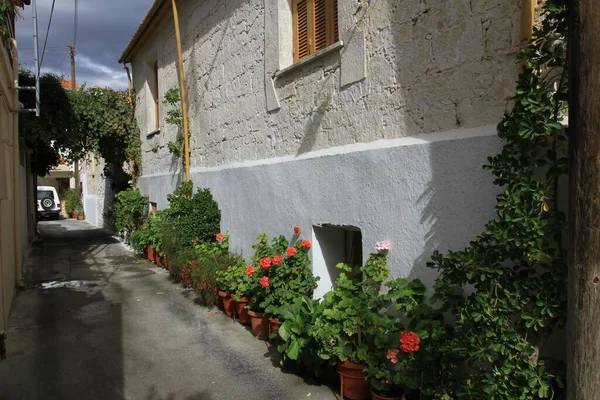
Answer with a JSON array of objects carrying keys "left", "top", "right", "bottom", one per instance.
[{"left": 138, "top": 125, "right": 501, "bottom": 281}]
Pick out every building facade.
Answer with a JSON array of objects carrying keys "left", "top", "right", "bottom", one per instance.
[
  {"left": 121, "top": 0, "right": 523, "bottom": 290},
  {"left": 0, "top": 0, "right": 31, "bottom": 337}
]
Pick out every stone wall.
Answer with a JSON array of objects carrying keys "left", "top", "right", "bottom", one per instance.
[{"left": 130, "top": 0, "right": 521, "bottom": 176}]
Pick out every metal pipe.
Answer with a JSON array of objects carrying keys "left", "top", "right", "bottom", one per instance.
[
  {"left": 32, "top": 0, "right": 40, "bottom": 116},
  {"left": 171, "top": 0, "right": 191, "bottom": 183},
  {"left": 520, "top": 0, "right": 535, "bottom": 44}
]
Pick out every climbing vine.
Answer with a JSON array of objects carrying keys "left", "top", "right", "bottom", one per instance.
[
  {"left": 69, "top": 86, "right": 141, "bottom": 190},
  {"left": 0, "top": 0, "right": 15, "bottom": 46},
  {"left": 427, "top": 1, "right": 569, "bottom": 398},
  {"left": 163, "top": 87, "right": 184, "bottom": 158}
]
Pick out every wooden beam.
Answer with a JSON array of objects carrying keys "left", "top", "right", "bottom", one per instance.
[{"left": 567, "top": 0, "right": 600, "bottom": 398}]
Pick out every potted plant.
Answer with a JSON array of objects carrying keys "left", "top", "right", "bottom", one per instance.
[
  {"left": 364, "top": 278, "right": 431, "bottom": 400},
  {"left": 261, "top": 228, "right": 319, "bottom": 340},
  {"left": 309, "top": 243, "right": 395, "bottom": 400},
  {"left": 276, "top": 296, "right": 325, "bottom": 374},
  {"left": 216, "top": 261, "right": 246, "bottom": 320},
  {"left": 64, "top": 188, "right": 80, "bottom": 218},
  {"left": 243, "top": 233, "right": 280, "bottom": 339},
  {"left": 75, "top": 205, "right": 85, "bottom": 220},
  {"left": 192, "top": 234, "right": 241, "bottom": 308}
]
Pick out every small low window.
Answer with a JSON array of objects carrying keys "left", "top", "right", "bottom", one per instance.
[
  {"left": 292, "top": 0, "right": 339, "bottom": 62},
  {"left": 312, "top": 224, "right": 362, "bottom": 299}
]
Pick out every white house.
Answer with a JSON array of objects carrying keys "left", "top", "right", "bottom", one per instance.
[{"left": 119, "top": 0, "right": 526, "bottom": 293}]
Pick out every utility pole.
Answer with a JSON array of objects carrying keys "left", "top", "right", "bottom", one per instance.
[
  {"left": 31, "top": 0, "right": 40, "bottom": 116},
  {"left": 70, "top": 45, "right": 79, "bottom": 191},
  {"left": 567, "top": 0, "right": 600, "bottom": 398},
  {"left": 70, "top": 45, "right": 76, "bottom": 91}
]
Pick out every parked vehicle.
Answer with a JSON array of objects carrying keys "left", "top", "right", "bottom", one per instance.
[{"left": 37, "top": 186, "right": 61, "bottom": 220}]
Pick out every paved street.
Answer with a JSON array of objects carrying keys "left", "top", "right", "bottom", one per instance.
[{"left": 0, "top": 219, "right": 336, "bottom": 400}]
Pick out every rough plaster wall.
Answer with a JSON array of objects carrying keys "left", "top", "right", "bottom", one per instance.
[
  {"left": 81, "top": 154, "right": 112, "bottom": 228},
  {"left": 138, "top": 127, "right": 502, "bottom": 281},
  {"left": 131, "top": 0, "right": 520, "bottom": 175}
]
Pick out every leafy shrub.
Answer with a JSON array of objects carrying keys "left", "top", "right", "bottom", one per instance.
[
  {"left": 277, "top": 296, "right": 324, "bottom": 367},
  {"left": 191, "top": 237, "right": 244, "bottom": 306},
  {"left": 423, "top": 2, "right": 569, "bottom": 398},
  {"left": 64, "top": 188, "right": 82, "bottom": 214},
  {"left": 110, "top": 189, "right": 148, "bottom": 232},
  {"left": 163, "top": 182, "right": 221, "bottom": 251}
]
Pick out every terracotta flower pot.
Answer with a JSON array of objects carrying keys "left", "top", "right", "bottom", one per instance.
[
  {"left": 337, "top": 360, "right": 370, "bottom": 400},
  {"left": 268, "top": 318, "right": 281, "bottom": 342},
  {"left": 247, "top": 310, "right": 269, "bottom": 339},
  {"left": 146, "top": 244, "right": 155, "bottom": 262},
  {"left": 154, "top": 252, "right": 162, "bottom": 267},
  {"left": 236, "top": 297, "right": 251, "bottom": 325},
  {"left": 71, "top": 212, "right": 77, "bottom": 219},
  {"left": 371, "top": 389, "right": 403, "bottom": 400},
  {"left": 77, "top": 214, "right": 84, "bottom": 220},
  {"left": 219, "top": 291, "right": 236, "bottom": 319}
]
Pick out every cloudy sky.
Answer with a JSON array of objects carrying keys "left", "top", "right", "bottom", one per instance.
[{"left": 16, "top": 0, "right": 154, "bottom": 90}]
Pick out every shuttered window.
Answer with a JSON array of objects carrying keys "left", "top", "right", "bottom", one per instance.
[
  {"left": 153, "top": 62, "right": 160, "bottom": 130},
  {"left": 292, "top": 0, "right": 339, "bottom": 62}
]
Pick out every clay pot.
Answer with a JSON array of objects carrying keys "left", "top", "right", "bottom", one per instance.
[
  {"left": 71, "top": 212, "right": 77, "bottom": 219},
  {"left": 371, "top": 389, "right": 403, "bottom": 400},
  {"left": 247, "top": 310, "right": 269, "bottom": 339},
  {"left": 337, "top": 360, "right": 370, "bottom": 400},
  {"left": 236, "top": 297, "right": 251, "bottom": 325},
  {"left": 268, "top": 318, "right": 281, "bottom": 341},
  {"left": 146, "top": 245, "right": 155, "bottom": 262},
  {"left": 154, "top": 252, "right": 163, "bottom": 267},
  {"left": 219, "top": 291, "right": 236, "bottom": 319},
  {"left": 77, "top": 214, "right": 85, "bottom": 220}
]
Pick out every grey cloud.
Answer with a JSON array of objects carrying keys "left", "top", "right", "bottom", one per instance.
[{"left": 16, "top": 0, "right": 153, "bottom": 90}]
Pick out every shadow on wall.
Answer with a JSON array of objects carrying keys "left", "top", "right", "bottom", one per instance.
[
  {"left": 140, "top": 0, "right": 245, "bottom": 182},
  {"left": 385, "top": 1, "right": 515, "bottom": 283}
]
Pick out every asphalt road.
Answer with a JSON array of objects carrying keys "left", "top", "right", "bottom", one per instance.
[{"left": 0, "top": 219, "right": 337, "bottom": 400}]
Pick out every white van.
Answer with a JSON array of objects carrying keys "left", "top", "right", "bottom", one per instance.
[{"left": 37, "top": 186, "right": 62, "bottom": 220}]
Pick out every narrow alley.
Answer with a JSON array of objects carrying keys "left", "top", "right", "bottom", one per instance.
[{"left": 0, "top": 219, "right": 336, "bottom": 400}]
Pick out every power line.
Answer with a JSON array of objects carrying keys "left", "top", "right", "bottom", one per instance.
[
  {"left": 73, "top": 0, "right": 78, "bottom": 47},
  {"left": 39, "top": 0, "right": 57, "bottom": 69}
]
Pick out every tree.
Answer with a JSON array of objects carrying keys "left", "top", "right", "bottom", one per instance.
[
  {"left": 18, "top": 71, "right": 81, "bottom": 176},
  {"left": 567, "top": 0, "right": 600, "bottom": 398},
  {"left": 68, "top": 86, "right": 140, "bottom": 190}
]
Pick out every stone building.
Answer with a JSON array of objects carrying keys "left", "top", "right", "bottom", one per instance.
[
  {"left": 1, "top": 0, "right": 34, "bottom": 339},
  {"left": 120, "top": 0, "right": 526, "bottom": 290}
]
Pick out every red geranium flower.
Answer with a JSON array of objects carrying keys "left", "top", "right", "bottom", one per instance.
[
  {"left": 260, "top": 276, "right": 269, "bottom": 288},
  {"left": 294, "top": 226, "right": 302, "bottom": 235},
  {"left": 245, "top": 266, "right": 256, "bottom": 276},
  {"left": 301, "top": 240, "right": 312, "bottom": 249},
  {"left": 286, "top": 247, "right": 298, "bottom": 257},
  {"left": 272, "top": 255, "right": 283, "bottom": 265},
  {"left": 399, "top": 331, "right": 420, "bottom": 353},
  {"left": 386, "top": 349, "right": 400, "bottom": 364},
  {"left": 259, "top": 257, "right": 272, "bottom": 269},
  {"left": 216, "top": 233, "right": 225, "bottom": 241}
]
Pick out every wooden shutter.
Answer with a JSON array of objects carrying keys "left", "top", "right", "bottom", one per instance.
[
  {"left": 293, "top": 0, "right": 310, "bottom": 62},
  {"left": 154, "top": 62, "right": 159, "bottom": 129},
  {"left": 293, "top": 0, "right": 339, "bottom": 62}
]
